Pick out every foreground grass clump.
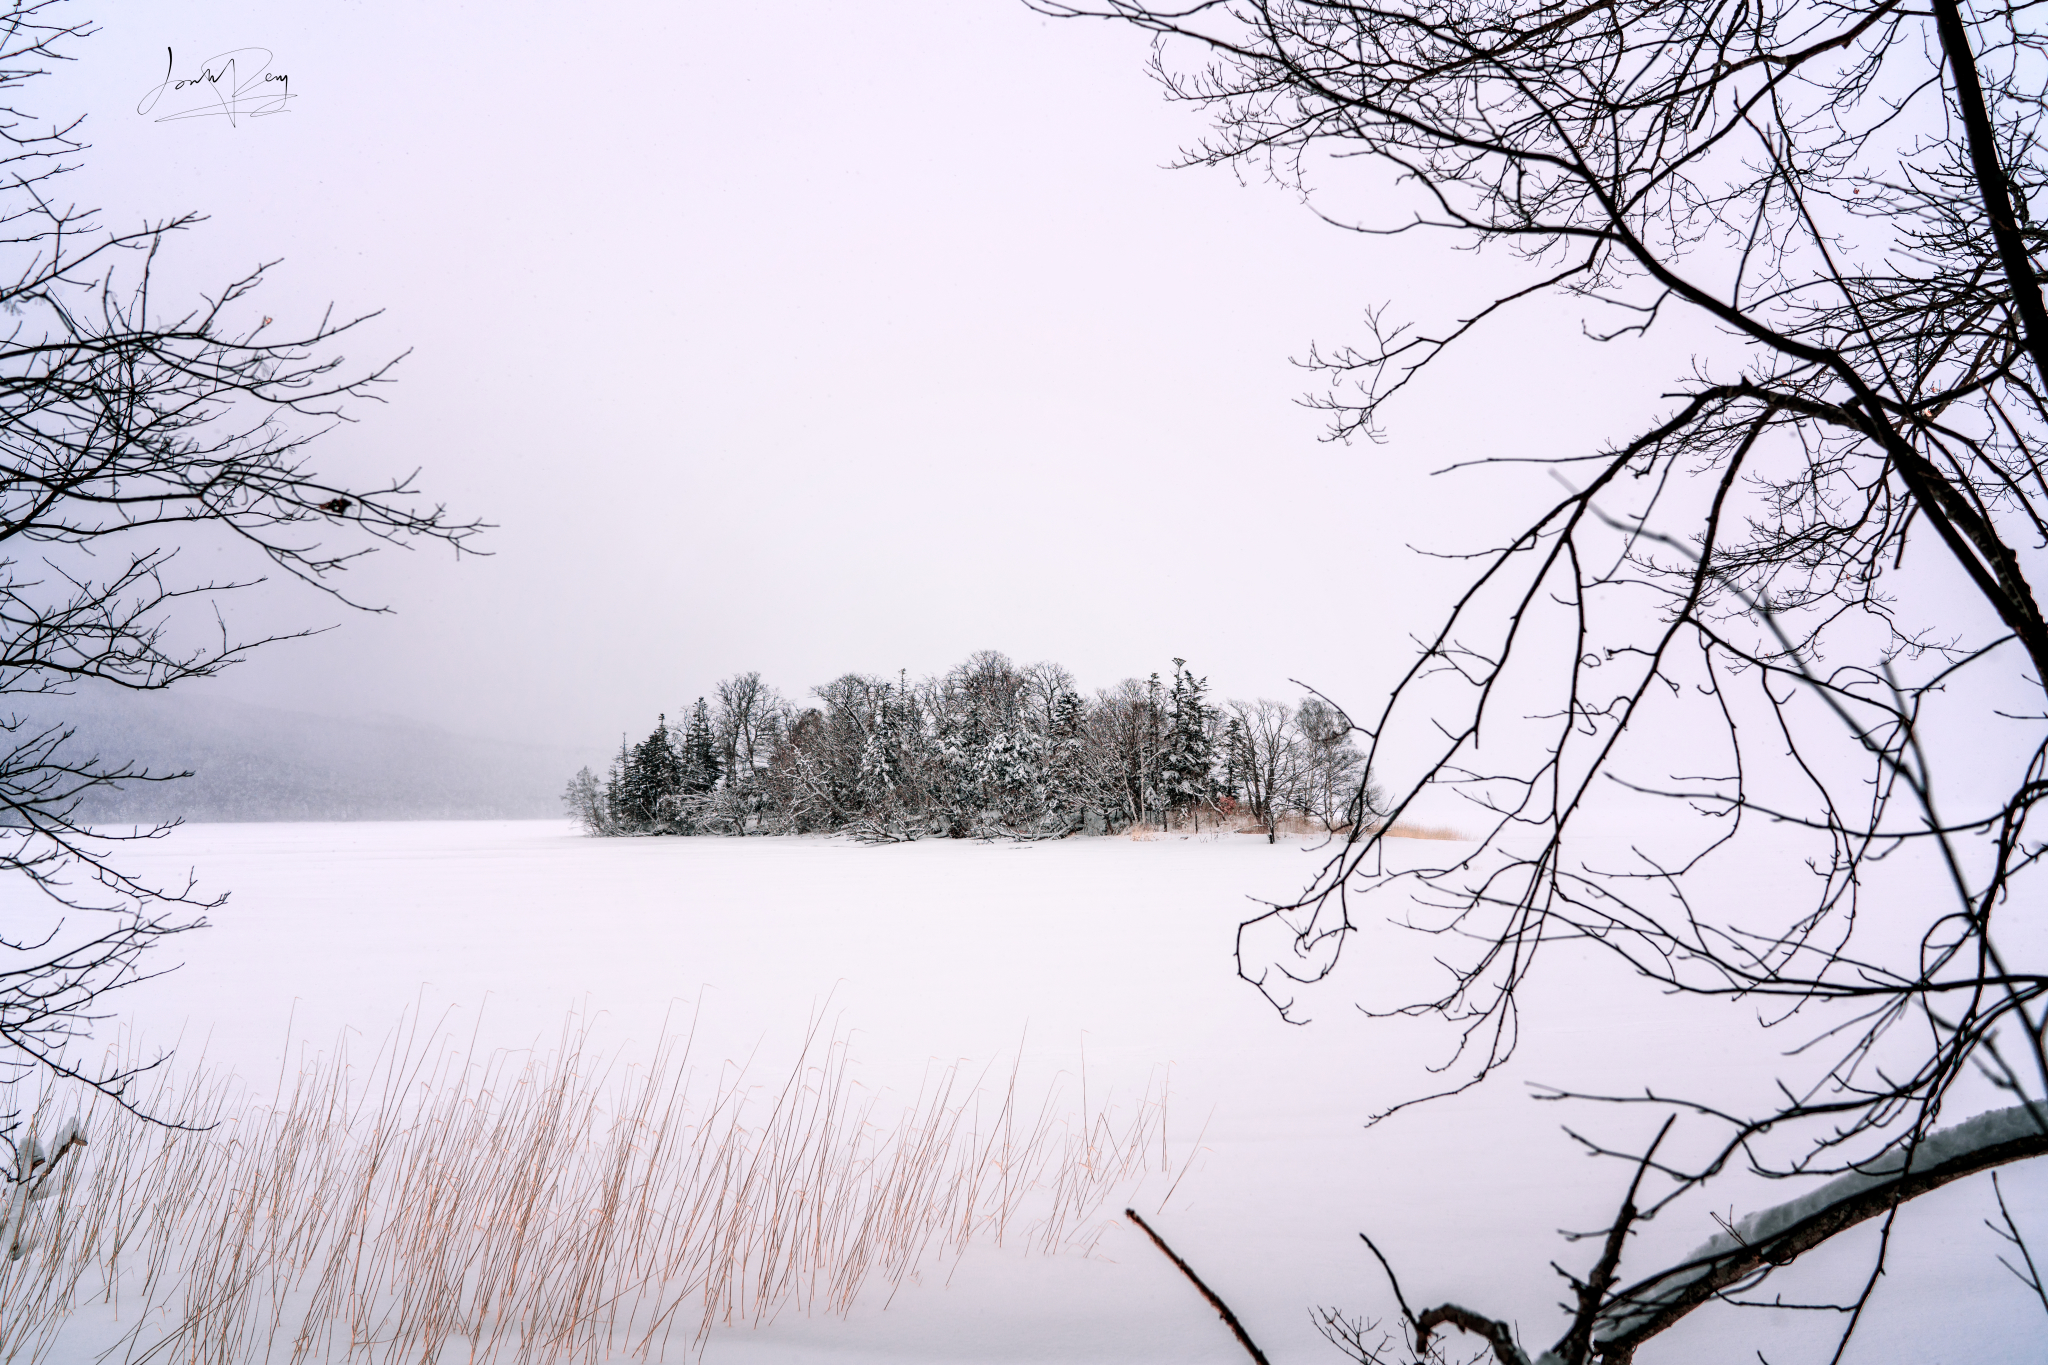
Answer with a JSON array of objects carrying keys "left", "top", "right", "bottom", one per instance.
[{"left": 0, "top": 1012, "right": 1176, "bottom": 1365}]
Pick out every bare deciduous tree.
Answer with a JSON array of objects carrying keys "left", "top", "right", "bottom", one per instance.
[
  {"left": 1041, "top": 0, "right": 2048, "bottom": 1356},
  {"left": 0, "top": 1, "right": 481, "bottom": 1166},
  {"left": 1227, "top": 697, "right": 1305, "bottom": 842},
  {"left": 709, "top": 671, "right": 790, "bottom": 832}
]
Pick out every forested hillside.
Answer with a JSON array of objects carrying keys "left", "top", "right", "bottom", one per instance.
[
  {"left": 568, "top": 651, "right": 1377, "bottom": 841},
  {"left": 38, "top": 687, "right": 577, "bottom": 823}
]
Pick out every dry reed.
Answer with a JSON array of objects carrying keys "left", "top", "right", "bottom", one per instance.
[
  {"left": 0, "top": 1010, "right": 1178, "bottom": 1365},
  {"left": 1379, "top": 823, "right": 1466, "bottom": 841},
  {"left": 1216, "top": 814, "right": 1469, "bottom": 841}
]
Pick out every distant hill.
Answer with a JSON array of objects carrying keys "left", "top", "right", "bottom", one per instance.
[{"left": 16, "top": 688, "right": 578, "bottom": 823}]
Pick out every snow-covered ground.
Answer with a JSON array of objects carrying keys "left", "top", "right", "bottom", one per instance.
[{"left": 18, "top": 821, "right": 2047, "bottom": 1364}]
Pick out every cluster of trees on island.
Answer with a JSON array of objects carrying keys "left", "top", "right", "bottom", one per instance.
[{"left": 564, "top": 651, "right": 1378, "bottom": 841}]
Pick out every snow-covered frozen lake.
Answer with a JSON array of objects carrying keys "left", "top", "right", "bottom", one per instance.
[{"left": 21, "top": 820, "right": 2046, "bottom": 1364}]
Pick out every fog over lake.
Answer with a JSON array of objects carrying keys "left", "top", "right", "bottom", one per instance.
[{"left": 31, "top": 0, "right": 1712, "bottom": 766}]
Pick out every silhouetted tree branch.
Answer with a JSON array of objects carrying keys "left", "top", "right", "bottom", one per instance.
[
  {"left": 1041, "top": 0, "right": 2048, "bottom": 1353},
  {"left": 0, "top": 1, "right": 483, "bottom": 1154}
]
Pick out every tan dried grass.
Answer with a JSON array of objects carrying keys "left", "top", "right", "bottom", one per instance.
[
  {"left": 0, "top": 1010, "right": 1176, "bottom": 1365},
  {"left": 1381, "top": 823, "right": 1467, "bottom": 841},
  {"left": 1223, "top": 814, "right": 1468, "bottom": 841}
]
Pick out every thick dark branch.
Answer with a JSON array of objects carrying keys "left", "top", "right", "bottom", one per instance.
[
  {"left": 1414, "top": 1302, "right": 1531, "bottom": 1365},
  {"left": 1552, "top": 1115, "right": 1674, "bottom": 1363},
  {"left": 1594, "top": 1105, "right": 2048, "bottom": 1357},
  {"left": 1930, "top": 0, "right": 2048, "bottom": 390}
]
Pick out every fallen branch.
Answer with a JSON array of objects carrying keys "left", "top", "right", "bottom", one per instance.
[{"left": 1125, "top": 1208, "right": 1271, "bottom": 1364}]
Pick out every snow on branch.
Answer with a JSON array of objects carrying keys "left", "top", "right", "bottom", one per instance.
[{"left": 1591, "top": 1102, "right": 2048, "bottom": 1353}]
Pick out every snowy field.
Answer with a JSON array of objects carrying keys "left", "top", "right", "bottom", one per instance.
[{"left": 11, "top": 820, "right": 2044, "bottom": 1365}]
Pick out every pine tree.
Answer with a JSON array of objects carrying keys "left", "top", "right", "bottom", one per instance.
[
  {"left": 858, "top": 677, "right": 909, "bottom": 808},
  {"left": 1220, "top": 715, "right": 1248, "bottom": 803},
  {"left": 1043, "top": 687, "right": 1088, "bottom": 819},
  {"left": 1159, "top": 660, "right": 1216, "bottom": 827},
  {"left": 603, "top": 735, "right": 632, "bottom": 832},
  {"left": 1144, "top": 671, "right": 1165, "bottom": 828},
  {"left": 616, "top": 715, "right": 686, "bottom": 831},
  {"left": 681, "top": 698, "right": 720, "bottom": 795}
]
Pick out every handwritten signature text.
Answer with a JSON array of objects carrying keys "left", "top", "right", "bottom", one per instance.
[{"left": 137, "top": 47, "right": 292, "bottom": 126}]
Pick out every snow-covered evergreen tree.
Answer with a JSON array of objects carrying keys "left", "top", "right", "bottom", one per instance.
[
  {"left": 856, "top": 676, "right": 912, "bottom": 812},
  {"left": 1220, "top": 714, "right": 1248, "bottom": 803},
  {"left": 614, "top": 716, "right": 685, "bottom": 832},
  {"left": 1158, "top": 660, "right": 1217, "bottom": 826},
  {"left": 1142, "top": 672, "right": 1165, "bottom": 828},
  {"left": 602, "top": 736, "right": 632, "bottom": 831},
  {"left": 1041, "top": 686, "right": 1089, "bottom": 820},
  {"left": 680, "top": 699, "right": 720, "bottom": 795}
]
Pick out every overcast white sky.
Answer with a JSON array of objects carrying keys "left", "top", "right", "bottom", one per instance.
[{"left": 40, "top": 0, "right": 1712, "bottom": 758}]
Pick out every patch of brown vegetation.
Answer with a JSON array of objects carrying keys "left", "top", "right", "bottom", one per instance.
[
  {"left": 2, "top": 1012, "right": 1175, "bottom": 1364},
  {"left": 1218, "top": 814, "right": 1469, "bottom": 841}
]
